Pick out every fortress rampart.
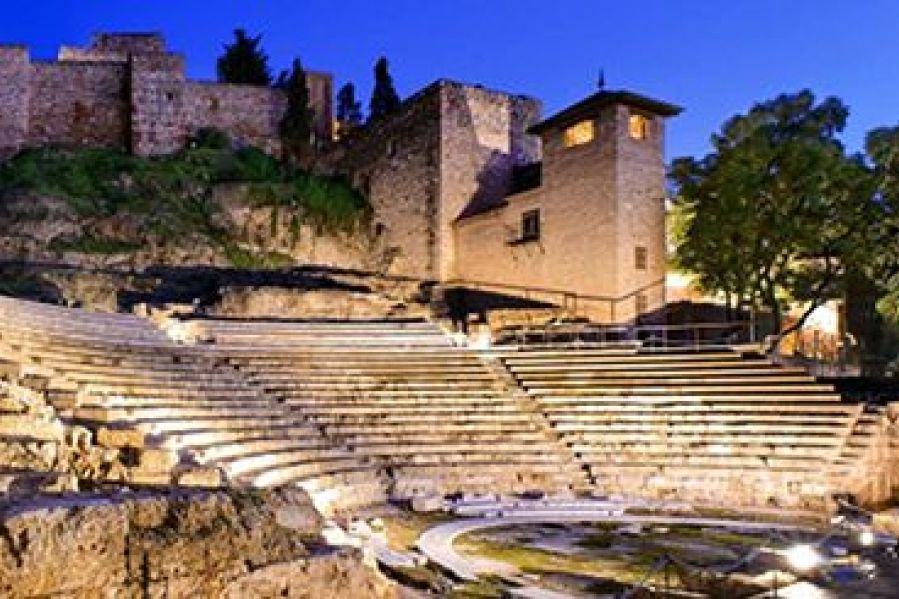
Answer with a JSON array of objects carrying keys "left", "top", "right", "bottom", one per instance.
[{"left": 0, "top": 33, "right": 332, "bottom": 158}]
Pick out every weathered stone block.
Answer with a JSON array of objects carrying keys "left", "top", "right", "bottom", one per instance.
[{"left": 97, "top": 426, "right": 145, "bottom": 449}]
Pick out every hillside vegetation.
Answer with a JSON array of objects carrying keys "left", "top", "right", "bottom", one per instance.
[{"left": 0, "top": 130, "right": 371, "bottom": 269}]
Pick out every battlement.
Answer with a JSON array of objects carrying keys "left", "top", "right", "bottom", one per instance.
[{"left": 0, "top": 32, "right": 333, "bottom": 157}]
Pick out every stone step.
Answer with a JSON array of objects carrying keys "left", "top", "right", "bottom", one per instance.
[
  {"left": 571, "top": 442, "right": 841, "bottom": 456},
  {"left": 505, "top": 360, "right": 784, "bottom": 372},
  {"left": 74, "top": 404, "right": 291, "bottom": 422},
  {"left": 521, "top": 375, "right": 818, "bottom": 387},
  {"left": 557, "top": 423, "right": 850, "bottom": 434},
  {"left": 323, "top": 422, "right": 542, "bottom": 435},
  {"left": 294, "top": 405, "right": 526, "bottom": 416},
  {"left": 246, "top": 371, "right": 497, "bottom": 383},
  {"left": 309, "top": 412, "right": 540, "bottom": 425},
  {"left": 137, "top": 415, "right": 307, "bottom": 434},
  {"left": 280, "top": 389, "right": 507, "bottom": 399},
  {"left": 256, "top": 379, "right": 499, "bottom": 391},
  {"left": 524, "top": 383, "right": 836, "bottom": 394},
  {"left": 245, "top": 463, "right": 379, "bottom": 489},
  {"left": 583, "top": 453, "right": 829, "bottom": 469},
  {"left": 218, "top": 447, "right": 360, "bottom": 478},
  {"left": 193, "top": 437, "right": 339, "bottom": 461},
  {"left": 499, "top": 350, "right": 740, "bottom": 363},
  {"left": 537, "top": 395, "right": 846, "bottom": 405},
  {"left": 162, "top": 426, "right": 333, "bottom": 448},
  {"left": 509, "top": 368, "right": 811, "bottom": 380}
]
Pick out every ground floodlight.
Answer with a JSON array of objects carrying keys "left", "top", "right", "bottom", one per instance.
[
  {"left": 859, "top": 529, "right": 875, "bottom": 547},
  {"left": 785, "top": 544, "right": 821, "bottom": 571}
]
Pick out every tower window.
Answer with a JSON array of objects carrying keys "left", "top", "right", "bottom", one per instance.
[
  {"left": 635, "top": 246, "right": 648, "bottom": 270},
  {"left": 636, "top": 293, "right": 649, "bottom": 315},
  {"left": 628, "top": 113, "right": 650, "bottom": 140},
  {"left": 521, "top": 209, "right": 541, "bottom": 241},
  {"left": 386, "top": 139, "right": 397, "bottom": 158},
  {"left": 563, "top": 120, "right": 595, "bottom": 148}
]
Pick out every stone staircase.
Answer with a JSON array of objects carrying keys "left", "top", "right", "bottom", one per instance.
[
  {"left": 195, "top": 318, "right": 582, "bottom": 498},
  {"left": 494, "top": 345, "right": 880, "bottom": 511},
  {"left": 0, "top": 297, "right": 384, "bottom": 514}
]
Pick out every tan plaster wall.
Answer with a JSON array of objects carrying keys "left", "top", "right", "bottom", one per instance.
[{"left": 453, "top": 104, "right": 669, "bottom": 322}]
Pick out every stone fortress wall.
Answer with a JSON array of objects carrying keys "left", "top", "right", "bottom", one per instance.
[
  {"left": 333, "top": 80, "right": 541, "bottom": 281},
  {"left": 0, "top": 32, "right": 332, "bottom": 158},
  {"left": 335, "top": 79, "right": 675, "bottom": 321}
]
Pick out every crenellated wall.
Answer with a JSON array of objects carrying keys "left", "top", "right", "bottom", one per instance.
[
  {"left": 185, "top": 82, "right": 287, "bottom": 155},
  {"left": 0, "top": 46, "right": 30, "bottom": 158},
  {"left": 27, "top": 61, "right": 129, "bottom": 150},
  {"left": 0, "top": 33, "right": 333, "bottom": 158},
  {"left": 332, "top": 80, "right": 541, "bottom": 280}
]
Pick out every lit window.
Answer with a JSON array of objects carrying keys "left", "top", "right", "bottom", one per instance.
[
  {"left": 521, "top": 209, "right": 540, "bottom": 241},
  {"left": 563, "top": 120, "right": 595, "bottom": 148},
  {"left": 635, "top": 246, "right": 648, "bottom": 270},
  {"left": 628, "top": 113, "right": 650, "bottom": 140}
]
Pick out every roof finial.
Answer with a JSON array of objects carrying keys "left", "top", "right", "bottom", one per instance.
[{"left": 597, "top": 69, "right": 606, "bottom": 91}]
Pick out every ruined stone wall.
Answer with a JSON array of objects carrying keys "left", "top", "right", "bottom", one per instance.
[
  {"left": 27, "top": 61, "right": 129, "bottom": 150},
  {"left": 335, "top": 83, "right": 444, "bottom": 279},
  {"left": 0, "top": 47, "right": 29, "bottom": 158},
  {"left": 439, "top": 83, "right": 542, "bottom": 280},
  {"left": 0, "top": 488, "right": 395, "bottom": 598},
  {"left": 0, "top": 34, "right": 334, "bottom": 159},
  {"left": 130, "top": 53, "right": 187, "bottom": 156},
  {"left": 185, "top": 82, "right": 286, "bottom": 155}
]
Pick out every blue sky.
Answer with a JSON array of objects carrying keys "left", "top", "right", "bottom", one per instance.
[{"left": 3, "top": 1, "right": 899, "bottom": 160}]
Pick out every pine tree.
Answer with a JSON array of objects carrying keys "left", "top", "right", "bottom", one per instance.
[
  {"left": 279, "top": 58, "right": 314, "bottom": 158},
  {"left": 216, "top": 29, "right": 272, "bottom": 86},
  {"left": 336, "top": 82, "right": 363, "bottom": 135},
  {"left": 368, "top": 57, "right": 401, "bottom": 121}
]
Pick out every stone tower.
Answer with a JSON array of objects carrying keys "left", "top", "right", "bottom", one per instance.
[{"left": 454, "top": 90, "right": 681, "bottom": 322}]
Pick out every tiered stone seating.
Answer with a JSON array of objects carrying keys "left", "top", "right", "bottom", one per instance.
[
  {"left": 196, "top": 318, "right": 584, "bottom": 497},
  {"left": 498, "top": 347, "right": 866, "bottom": 510},
  {"left": 0, "top": 297, "right": 384, "bottom": 513}
]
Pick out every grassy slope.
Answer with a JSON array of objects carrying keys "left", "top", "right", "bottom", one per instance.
[{"left": 0, "top": 133, "right": 369, "bottom": 266}]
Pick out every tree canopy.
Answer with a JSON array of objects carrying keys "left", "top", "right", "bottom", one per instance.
[
  {"left": 368, "top": 57, "right": 401, "bottom": 121},
  {"left": 336, "top": 82, "right": 363, "bottom": 133},
  {"left": 864, "top": 127, "right": 899, "bottom": 324},
  {"left": 278, "top": 58, "right": 313, "bottom": 160},
  {"left": 669, "top": 90, "right": 877, "bottom": 337},
  {"left": 216, "top": 29, "right": 272, "bottom": 86}
]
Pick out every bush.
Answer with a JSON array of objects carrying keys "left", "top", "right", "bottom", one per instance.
[{"left": 187, "top": 128, "right": 232, "bottom": 150}]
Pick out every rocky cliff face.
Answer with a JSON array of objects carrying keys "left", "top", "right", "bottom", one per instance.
[{"left": 0, "top": 487, "right": 395, "bottom": 598}]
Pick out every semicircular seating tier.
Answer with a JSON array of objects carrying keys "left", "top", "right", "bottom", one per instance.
[
  {"left": 188, "top": 317, "right": 585, "bottom": 499},
  {"left": 0, "top": 296, "right": 385, "bottom": 514},
  {"left": 493, "top": 345, "right": 893, "bottom": 511}
]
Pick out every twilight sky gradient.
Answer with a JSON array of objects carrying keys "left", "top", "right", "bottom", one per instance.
[{"left": 2, "top": 1, "right": 898, "bottom": 160}]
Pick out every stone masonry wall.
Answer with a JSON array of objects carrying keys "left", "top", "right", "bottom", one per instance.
[
  {"left": 334, "top": 82, "right": 444, "bottom": 279},
  {"left": 0, "top": 47, "right": 30, "bottom": 158},
  {"left": 185, "top": 82, "right": 286, "bottom": 155},
  {"left": 613, "top": 105, "right": 668, "bottom": 319},
  {"left": 439, "top": 83, "right": 542, "bottom": 280},
  {"left": 27, "top": 62, "right": 129, "bottom": 150},
  {"left": 453, "top": 103, "right": 669, "bottom": 322},
  {"left": 130, "top": 53, "right": 187, "bottom": 156},
  {"left": 0, "top": 34, "right": 333, "bottom": 159}
]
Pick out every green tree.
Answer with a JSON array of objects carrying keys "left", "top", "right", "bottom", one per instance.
[
  {"left": 864, "top": 126, "right": 899, "bottom": 323},
  {"left": 336, "top": 82, "right": 363, "bottom": 134},
  {"left": 216, "top": 28, "right": 272, "bottom": 86},
  {"left": 669, "top": 90, "right": 876, "bottom": 339},
  {"left": 368, "top": 57, "right": 401, "bottom": 121},
  {"left": 279, "top": 58, "right": 314, "bottom": 160}
]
